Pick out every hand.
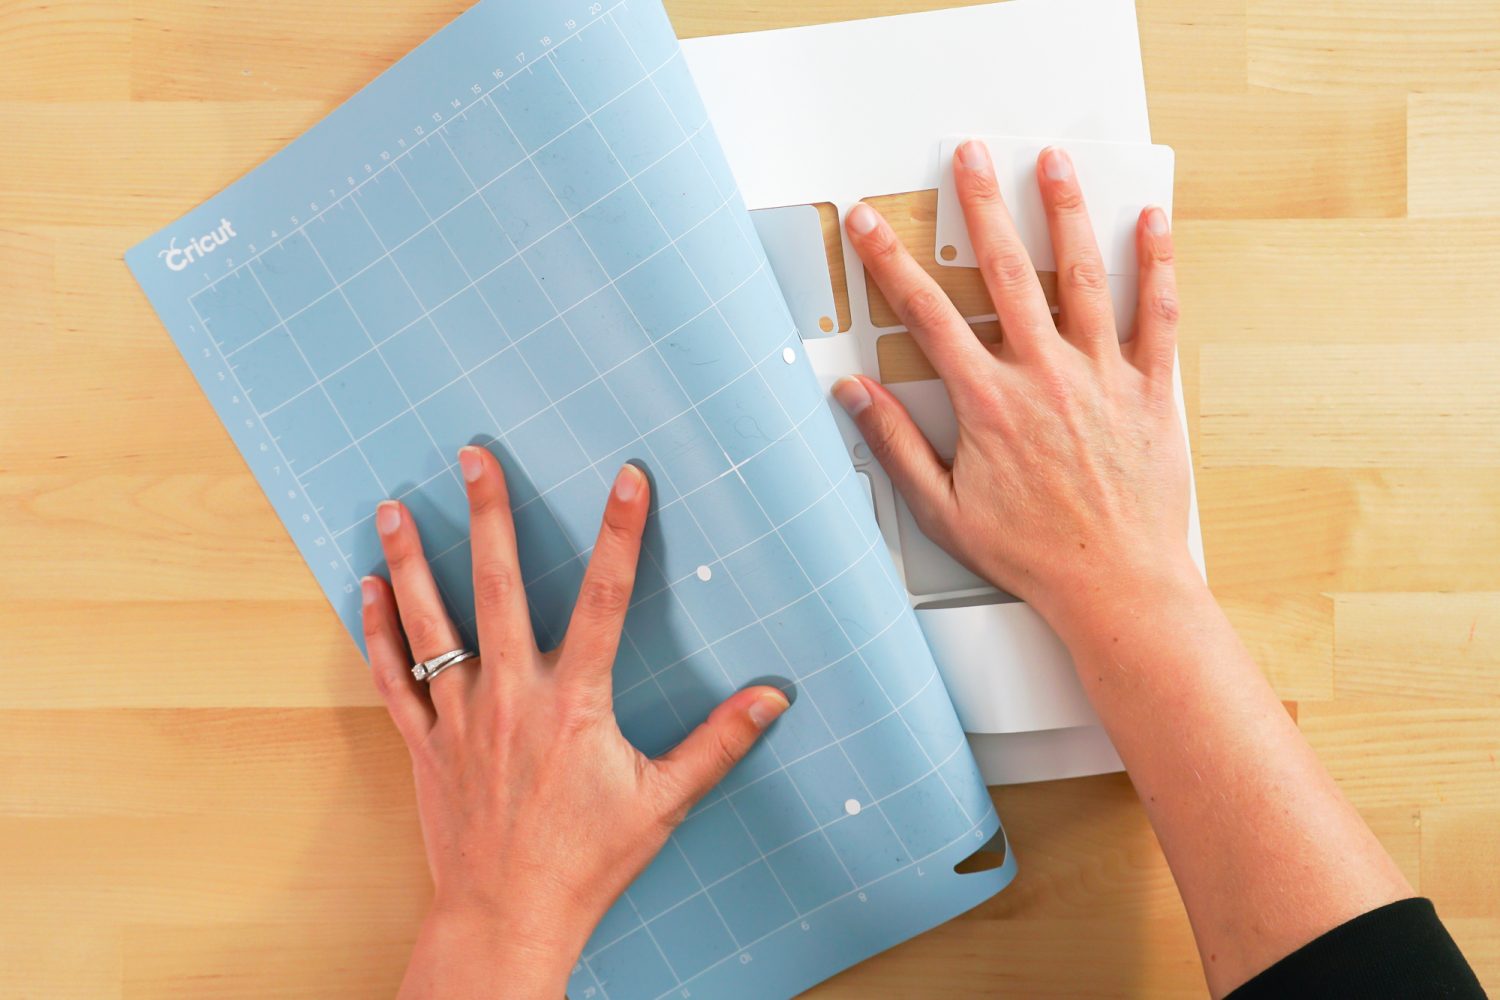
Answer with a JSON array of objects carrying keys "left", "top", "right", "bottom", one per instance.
[
  {"left": 833, "top": 141, "right": 1196, "bottom": 631},
  {"left": 832, "top": 144, "right": 1424, "bottom": 997},
  {"left": 361, "top": 450, "right": 789, "bottom": 999}
]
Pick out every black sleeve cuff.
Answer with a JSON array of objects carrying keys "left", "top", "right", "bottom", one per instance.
[{"left": 1226, "top": 897, "right": 1486, "bottom": 999}]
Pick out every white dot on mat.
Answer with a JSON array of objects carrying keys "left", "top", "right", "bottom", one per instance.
[
  {"left": 695, "top": 564, "right": 713, "bottom": 582},
  {"left": 844, "top": 798, "right": 861, "bottom": 816},
  {"left": 782, "top": 347, "right": 797, "bottom": 364}
]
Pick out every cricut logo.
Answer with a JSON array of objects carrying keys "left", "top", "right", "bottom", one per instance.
[{"left": 158, "top": 219, "right": 238, "bottom": 272}]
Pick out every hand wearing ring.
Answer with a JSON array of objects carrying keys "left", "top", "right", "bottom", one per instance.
[{"left": 358, "top": 447, "right": 790, "bottom": 998}]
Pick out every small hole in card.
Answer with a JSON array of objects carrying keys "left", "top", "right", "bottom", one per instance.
[
  {"left": 857, "top": 190, "right": 1058, "bottom": 328},
  {"left": 939, "top": 244, "right": 957, "bottom": 262},
  {"left": 814, "top": 202, "right": 852, "bottom": 333},
  {"left": 749, "top": 202, "right": 849, "bottom": 338}
]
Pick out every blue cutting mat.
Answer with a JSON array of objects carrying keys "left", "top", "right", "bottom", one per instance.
[{"left": 125, "top": 2, "right": 1014, "bottom": 996}]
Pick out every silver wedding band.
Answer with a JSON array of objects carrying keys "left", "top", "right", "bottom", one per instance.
[{"left": 411, "top": 648, "right": 478, "bottom": 683}]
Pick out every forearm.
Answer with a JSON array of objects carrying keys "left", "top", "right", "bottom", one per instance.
[
  {"left": 399, "top": 905, "right": 581, "bottom": 1000},
  {"left": 1045, "top": 563, "right": 1412, "bottom": 997}
]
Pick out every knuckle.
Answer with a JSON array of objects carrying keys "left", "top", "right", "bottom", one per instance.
[
  {"left": 467, "top": 486, "right": 500, "bottom": 518},
  {"left": 472, "top": 562, "right": 517, "bottom": 609},
  {"left": 1049, "top": 182, "right": 1086, "bottom": 215},
  {"left": 651, "top": 773, "right": 692, "bottom": 829},
  {"left": 403, "top": 610, "right": 448, "bottom": 650},
  {"left": 659, "top": 802, "right": 690, "bottom": 832},
  {"left": 866, "top": 227, "right": 906, "bottom": 267},
  {"left": 981, "top": 242, "right": 1036, "bottom": 293},
  {"left": 707, "top": 729, "right": 743, "bottom": 775},
  {"left": 1064, "top": 257, "right": 1110, "bottom": 296},
  {"left": 963, "top": 168, "right": 1001, "bottom": 203},
  {"left": 861, "top": 406, "right": 902, "bottom": 459},
  {"left": 372, "top": 664, "right": 401, "bottom": 697},
  {"left": 1149, "top": 288, "right": 1181, "bottom": 326},
  {"left": 484, "top": 699, "right": 513, "bottom": 736},
  {"left": 579, "top": 574, "right": 631, "bottom": 618},
  {"left": 1150, "top": 240, "right": 1176, "bottom": 267},
  {"left": 1034, "top": 366, "right": 1076, "bottom": 408},
  {"left": 962, "top": 375, "right": 997, "bottom": 410},
  {"left": 385, "top": 544, "right": 420, "bottom": 573},
  {"left": 408, "top": 735, "right": 441, "bottom": 774},
  {"left": 600, "top": 507, "right": 638, "bottom": 544},
  {"left": 912, "top": 504, "right": 957, "bottom": 552},
  {"left": 965, "top": 378, "right": 1008, "bottom": 419},
  {"left": 900, "top": 286, "right": 951, "bottom": 331}
]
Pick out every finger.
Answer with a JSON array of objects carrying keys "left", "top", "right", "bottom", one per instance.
[
  {"left": 845, "top": 201, "right": 994, "bottom": 392},
  {"left": 951, "top": 139, "right": 1057, "bottom": 361},
  {"left": 376, "top": 500, "right": 474, "bottom": 716},
  {"left": 657, "top": 686, "right": 790, "bottom": 811},
  {"left": 831, "top": 375, "right": 954, "bottom": 528},
  {"left": 560, "top": 464, "right": 649, "bottom": 694},
  {"left": 459, "top": 446, "right": 533, "bottom": 667},
  {"left": 360, "top": 575, "right": 435, "bottom": 745},
  {"left": 1037, "top": 147, "right": 1118, "bottom": 357},
  {"left": 1128, "top": 205, "right": 1179, "bottom": 383}
]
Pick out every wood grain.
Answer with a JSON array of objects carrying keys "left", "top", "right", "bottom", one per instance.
[
  {"left": 1407, "top": 94, "right": 1500, "bottom": 218},
  {"left": 1247, "top": 1, "right": 1500, "bottom": 93},
  {"left": 1335, "top": 592, "right": 1500, "bottom": 699},
  {"left": 2, "top": 0, "right": 1498, "bottom": 996}
]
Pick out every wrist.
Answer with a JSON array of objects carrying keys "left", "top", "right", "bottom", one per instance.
[
  {"left": 1032, "top": 548, "right": 1210, "bottom": 654},
  {"left": 403, "top": 900, "right": 587, "bottom": 1000},
  {"left": 429, "top": 872, "right": 603, "bottom": 955}
]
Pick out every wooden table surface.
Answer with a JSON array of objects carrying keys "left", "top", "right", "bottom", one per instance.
[{"left": 4, "top": 0, "right": 1499, "bottom": 995}]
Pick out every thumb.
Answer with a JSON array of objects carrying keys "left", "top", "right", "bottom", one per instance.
[
  {"left": 831, "top": 375, "right": 953, "bottom": 519},
  {"left": 656, "top": 686, "right": 790, "bottom": 813}
]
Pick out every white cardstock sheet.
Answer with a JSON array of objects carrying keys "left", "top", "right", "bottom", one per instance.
[{"left": 684, "top": 0, "right": 1206, "bottom": 784}]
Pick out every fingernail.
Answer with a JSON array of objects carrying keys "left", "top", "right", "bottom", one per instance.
[
  {"left": 748, "top": 690, "right": 790, "bottom": 729},
  {"left": 360, "top": 577, "right": 379, "bottom": 606},
  {"left": 957, "top": 139, "right": 991, "bottom": 171},
  {"left": 613, "top": 463, "right": 643, "bottom": 502},
  {"left": 1146, "top": 205, "right": 1170, "bottom": 235},
  {"left": 376, "top": 501, "right": 401, "bottom": 536},
  {"left": 846, "top": 202, "right": 878, "bottom": 236},
  {"left": 1042, "top": 146, "right": 1073, "bottom": 181},
  {"left": 831, "top": 376, "right": 872, "bottom": 417},
  {"left": 459, "top": 447, "right": 484, "bottom": 483}
]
